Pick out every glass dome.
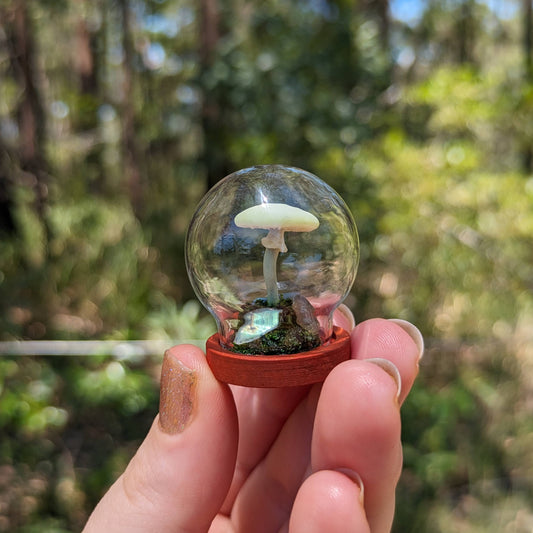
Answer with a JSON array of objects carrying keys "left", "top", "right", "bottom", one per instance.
[{"left": 185, "top": 165, "right": 359, "bottom": 355}]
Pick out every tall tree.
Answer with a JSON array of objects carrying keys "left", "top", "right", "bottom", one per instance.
[
  {"left": 457, "top": 0, "right": 476, "bottom": 64},
  {"left": 525, "top": 0, "right": 533, "bottom": 76},
  {"left": 363, "top": 0, "right": 390, "bottom": 50},
  {"left": 0, "top": 141, "right": 16, "bottom": 235},
  {"left": 524, "top": 0, "right": 533, "bottom": 171},
  {"left": 119, "top": 0, "right": 143, "bottom": 217},
  {"left": 73, "top": 0, "right": 108, "bottom": 194},
  {"left": 199, "top": 0, "right": 232, "bottom": 190},
  {"left": 3, "top": 0, "right": 50, "bottom": 239},
  {"left": 74, "top": 8, "right": 98, "bottom": 97}
]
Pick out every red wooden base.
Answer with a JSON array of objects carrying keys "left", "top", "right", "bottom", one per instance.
[{"left": 205, "top": 326, "right": 351, "bottom": 388}]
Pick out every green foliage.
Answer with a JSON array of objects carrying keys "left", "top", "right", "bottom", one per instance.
[
  {"left": 0, "top": 197, "right": 158, "bottom": 339},
  {"left": 144, "top": 297, "right": 216, "bottom": 341},
  {"left": 0, "top": 353, "right": 161, "bottom": 531},
  {"left": 369, "top": 66, "right": 533, "bottom": 532}
]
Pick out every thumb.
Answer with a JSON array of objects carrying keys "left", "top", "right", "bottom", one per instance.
[{"left": 83, "top": 344, "right": 238, "bottom": 533}]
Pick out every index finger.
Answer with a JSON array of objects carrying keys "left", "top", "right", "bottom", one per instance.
[{"left": 351, "top": 318, "right": 424, "bottom": 404}]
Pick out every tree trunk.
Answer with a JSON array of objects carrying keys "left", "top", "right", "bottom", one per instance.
[
  {"left": 119, "top": 0, "right": 143, "bottom": 217},
  {"left": 375, "top": 0, "right": 390, "bottom": 51},
  {"left": 457, "top": 0, "right": 475, "bottom": 64},
  {"left": 524, "top": 0, "right": 533, "bottom": 172},
  {"left": 0, "top": 141, "right": 16, "bottom": 235},
  {"left": 199, "top": 0, "right": 231, "bottom": 191},
  {"left": 73, "top": 0, "right": 109, "bottom": 194},
  {"left": 74, "top": 16, "right": 98, "bottom": 96},
  {"left": 526, "top": 0, "right": 533, "bottom": 78},
  {"left": 4, "top": 1, "right": 50, "bottom": 238}
]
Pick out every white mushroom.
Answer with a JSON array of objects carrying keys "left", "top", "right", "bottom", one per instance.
[{"left": 234, "top": 203, "right": 319, "bottom": 305}]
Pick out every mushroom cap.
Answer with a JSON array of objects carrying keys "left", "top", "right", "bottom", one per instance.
[{"left": 234, "top": 203, "right": 319, "bottom": 232}]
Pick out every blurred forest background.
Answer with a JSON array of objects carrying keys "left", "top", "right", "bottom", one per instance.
[{"left": 0, "top": 0, "right": 532, "bottom": 531}]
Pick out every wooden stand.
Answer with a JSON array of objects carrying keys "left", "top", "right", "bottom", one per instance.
[{"left": 205, "top": 326, "right": 351, "bottom": 387}]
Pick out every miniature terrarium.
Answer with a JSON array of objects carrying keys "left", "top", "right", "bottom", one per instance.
[{"left": 185, "top": 165, "right": 359, "bottom": 386}]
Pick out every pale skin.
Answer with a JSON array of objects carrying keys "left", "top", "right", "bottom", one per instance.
[{"left": 83, "top": 308, "right": 423, "bottom": 533}]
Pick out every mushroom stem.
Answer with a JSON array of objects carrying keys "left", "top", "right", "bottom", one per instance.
[
  {"left": 261, "top": 228, "right": 287, "bottom": 252},
  {"left": 234, "top": 203, "right": 319, "bottom": 307},
  {"left": 263, "top": 247, "right": 280, "bottom": 306}
]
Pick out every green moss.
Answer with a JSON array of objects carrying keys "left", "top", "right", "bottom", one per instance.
[{"left": 232, "top": 296, "right": 321, "bottom": 355}]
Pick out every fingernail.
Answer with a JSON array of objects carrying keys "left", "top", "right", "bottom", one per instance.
[
  {"left": 159, "top": 351, "right": 197, "bottom": 434},
  {"left": 366, "top": 358, "right": 402, "bottom": 401},
  {"left": 336, "top": 469, "right": 365, "bottom": 506},
  {"left": 388, "top": 319, "right": 425, "bottom": 361}
]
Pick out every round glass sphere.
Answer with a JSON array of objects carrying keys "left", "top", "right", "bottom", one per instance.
[{"left": 185, "top": 165, "right": 359, "bottom": 355}]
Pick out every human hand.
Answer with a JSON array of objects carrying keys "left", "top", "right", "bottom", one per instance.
[{"left": 83, "top": 307, "right": 423, "bottom": 533}]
